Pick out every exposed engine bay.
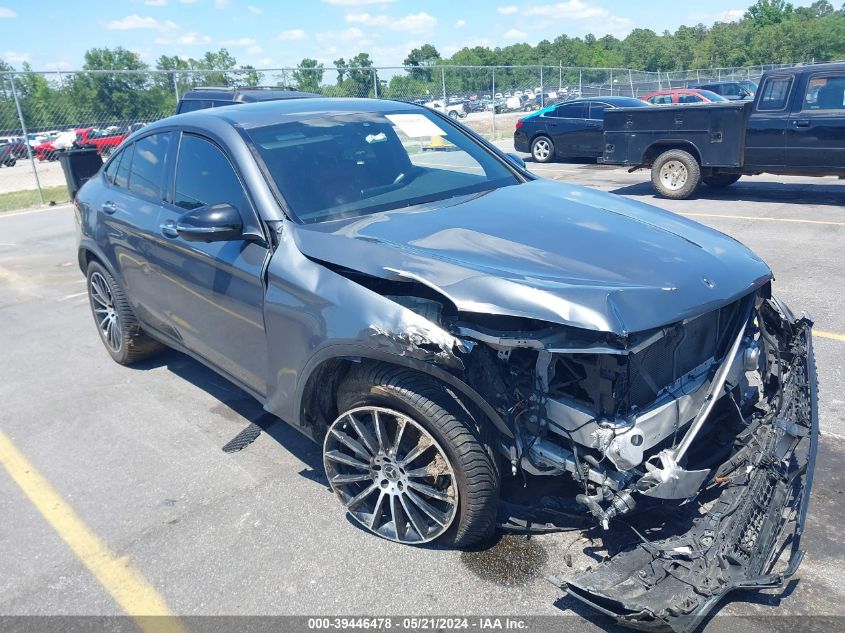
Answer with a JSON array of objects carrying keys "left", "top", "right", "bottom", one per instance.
[{"left": 379, "top": 281, "right": 817, "bottom": 632}]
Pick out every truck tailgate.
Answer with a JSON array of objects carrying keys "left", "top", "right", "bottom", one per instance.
[{"left": 603, "top": 102, "right": 751, "bottom": 168}]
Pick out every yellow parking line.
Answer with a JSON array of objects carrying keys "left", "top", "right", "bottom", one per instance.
[
  {"left": 679, "top": 212, "right": 845, "bottom": 227},
  {"left": 815, "top": 329, "right": 845, "bottom": 342},
  {"left": 0, "top": 429, "right": 187, "bottom": 633}
]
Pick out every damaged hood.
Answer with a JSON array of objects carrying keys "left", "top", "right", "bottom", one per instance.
[{"left": 291, "top": 179, "right": 772, "bottom": 335}]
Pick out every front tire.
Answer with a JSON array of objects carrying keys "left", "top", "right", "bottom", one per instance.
[
  {"left": 531, "top": 135, "right": 554, "bottom": 163},
  {"left": 86, "top": 261, "right": 163, "bottom": 365},
  {"left": 327, "top": 363, "right": 499, "bottom": 548},
  {"left": 651, "top": 149, "right": 701, "bottom": 199}
]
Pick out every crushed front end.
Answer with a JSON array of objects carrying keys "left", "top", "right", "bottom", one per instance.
[{"left": 452, "top": 289, "right": 817, "bottom": 632}]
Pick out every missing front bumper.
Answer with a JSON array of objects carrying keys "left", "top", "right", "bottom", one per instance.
[{"left": 555, "top": 316, "right": 818, "bottom": 633}]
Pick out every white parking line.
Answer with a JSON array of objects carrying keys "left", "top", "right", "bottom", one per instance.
[{"left": 59, "top": 291, "right": 88, "bottom": 301}]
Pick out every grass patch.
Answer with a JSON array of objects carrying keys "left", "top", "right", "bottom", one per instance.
[{"left": 0, "top": 185, "right": 69, "bottom": 213}]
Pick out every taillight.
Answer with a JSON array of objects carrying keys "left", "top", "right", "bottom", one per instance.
[{"left": 515, "top": 120, "right": 523, "bottom": 130}]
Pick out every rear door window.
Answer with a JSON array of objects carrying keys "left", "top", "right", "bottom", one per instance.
[
  {"left": 649, "top": 94, "right": 674, "bottom": 105},
  {"left": 757, "top": 76, "right": 793, "bottom": 111},
  {"left": 128, "top": 132, "right": 171, "bottom": 200},
  {"left": 678, "top": 93, "right": 703, "bottom": 103},
  {"left": 552, "top": 102, "right": 588, "bottom": 119}
]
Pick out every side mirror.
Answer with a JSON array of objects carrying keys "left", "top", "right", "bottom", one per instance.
[
  {"left": 506, "top": 152, "right": 526, "bottom": 169},
  {"left": 176, "top": 203, "right": 243, "bottom": 242}
]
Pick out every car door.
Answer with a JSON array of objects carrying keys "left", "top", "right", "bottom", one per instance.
[
  {"left": 146, "top": 132, "right": 269, "bottom": 396},
  {"left": 585, "top": 102, "right": 611, "bottom": 156},
  {"left": 543, "top": 102, "right": 588, "bottom": 157},
  {"left": 97, "top": 138, "right": 170, "bottom": 326},
  {"left": 786, "top": 72, "right": 845, "bottom": 170},
  {"left": 745, "top": 74, "right": 794, "bottom": 169}
]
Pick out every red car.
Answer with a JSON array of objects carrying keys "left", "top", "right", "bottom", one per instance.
[
  {"left": 641, "top": 88, "right": 727, "bottom": 105},
  {"left": 34, "top": 127, "right": 128, "bottom": 161}
]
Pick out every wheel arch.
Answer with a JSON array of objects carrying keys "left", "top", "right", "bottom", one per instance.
[
  {"left": 642, "top": 141, "right": 702, "bottom": 167},
  {"left": 77, "top": 242, "right": 117, "bottom": 278},
  {"left": 293, "top": 345, "right": 513, "bottom": 444}
]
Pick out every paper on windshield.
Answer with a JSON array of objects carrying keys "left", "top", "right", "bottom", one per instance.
[{"left": 385, "top": 114, "right": 446, "bottom": 138}]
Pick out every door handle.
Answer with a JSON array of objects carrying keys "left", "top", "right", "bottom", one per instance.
[
  {"left": 794, "top": 120, "right": 810, "bottom": 128},
  {"left": 101, "top": 201, "right": 117, "bottom": 215},
  {"left": 159, "top": 220, "right": 179, "bottom": 238}
]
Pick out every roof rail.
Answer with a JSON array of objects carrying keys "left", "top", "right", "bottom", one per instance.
[{"left": 187, "top": 85, "right": 295, "bottom": 92}]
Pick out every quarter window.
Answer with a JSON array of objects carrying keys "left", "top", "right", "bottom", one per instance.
[
  {"left": 104, "top": 149, "right": 125, "bottom": 185},
  {"left": 174, "top": 135, "right": 250, "bottom": 211},
  {"left": 757, "top": 77, "right": 793, "bottom": 111},
  {"left": 128, "top": 132, "right": 171, "bottom": 200},
  {"left": 803, "top": 75, "right": 845, "bottom": 111},
  {"left": 678, "top": 93, "right": 703, "bottom": 104},
  {"left": 114, "top": 144, "right": 134, "bottom": 189}
]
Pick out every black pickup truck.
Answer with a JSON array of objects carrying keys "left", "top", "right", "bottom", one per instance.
[{"left": 601, "top": 62, "right": 845, "bottom": 198}]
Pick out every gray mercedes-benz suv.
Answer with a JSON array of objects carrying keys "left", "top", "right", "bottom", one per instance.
[{"left": 75, "top": 98, "right": 817, "bottom": 630}]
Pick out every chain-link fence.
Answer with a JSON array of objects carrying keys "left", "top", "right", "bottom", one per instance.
[{"left": 0, "top": 62, "right": 792, "bottom": 211}]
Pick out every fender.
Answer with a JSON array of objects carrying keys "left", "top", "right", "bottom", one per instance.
[{"left": 289, "top": 342, "right": 513, "bottom": 440}]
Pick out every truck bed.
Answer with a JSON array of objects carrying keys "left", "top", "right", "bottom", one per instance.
[{"left": 602, "top": 101, "right": 752, "bottom": 168}]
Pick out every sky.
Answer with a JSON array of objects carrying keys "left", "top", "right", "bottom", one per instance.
[{"left": 0, "top": 0, "right": 821, "bottom": 71}]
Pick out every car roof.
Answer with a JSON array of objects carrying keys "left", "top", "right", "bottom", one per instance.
[
  {"left": 562, "top": 96, "right": 647, "bottom": 106},
  {"left": 179, "top": 87, "right": 319, "bottom": 102},
  {"left": 154, "top": 98, "right": 425, "bottom": 130}
]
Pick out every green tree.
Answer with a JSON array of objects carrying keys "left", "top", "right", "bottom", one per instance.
[
  {"left": 403, "top": 44, "right": 441, "bottom": 81},
  {"left": 292, "top": 58, "right": 324, "bottom": 92}
]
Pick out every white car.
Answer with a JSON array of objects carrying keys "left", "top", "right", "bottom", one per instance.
[
  {"left": 514, "top": 90, "right": 523, "bottom": 98},
  {"left": 423, "top": 100, "right": 467, "bottom": 119}
]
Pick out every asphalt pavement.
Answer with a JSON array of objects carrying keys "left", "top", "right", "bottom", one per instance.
[{"left": 0, "top": 158, "right": 843, "bottom": 632}]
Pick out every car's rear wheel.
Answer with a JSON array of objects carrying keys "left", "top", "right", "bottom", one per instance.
[
  {"left": 652, "top": 149, "right": 701, "bottom": 199},
  {"left": 3, "top": 158, "right": 15, "bottom": 167},
  {"left": 86, "top": 261, "right": 163, "bottom": 365},
  {"left": 531, "top": 135, "right": 554, "bottom": 163},
  {"left": 703, "top": 173, "right": 741, "bottom": 188},
  {"left": 326, "top": 363, "right": 499, "bottom": 547}
]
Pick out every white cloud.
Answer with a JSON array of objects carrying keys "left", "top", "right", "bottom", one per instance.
[
  {"left": 323, "top": 0, "right": 395, "bottom": 5},
  {"left": 0, "top": 6, "right": 16, "bottom": 18},
  {"left": 221, "top": 37, "right": 257, "bottom": 46},
  {"left": 178, "top": 0, "right": 198, "bottom": 3},
  {"left": 144, "top": 0, "right": 167, "bottom": 5},
  {"left": 497, "top": 6, "right": 518, "bottom": 15},
  {"left": 179, "top": 32, "right": 211, "bottom": 44},
  {"left": 455, "top": 19, "right": 466, "bottom": 29},
  {"left": 504, "top": 28, "right": 527, "bottom": 40},
  {"left": 345, "top": 11, "right": 436, "bottom": 33},
  {"left": 246, "top": 45, "right": 263, "bottom": 55},
  {"left": 518, "top": 1, "right": 633, "bottom": 37},
  {"left": 717, "top": 9, "right": 744, "bottom": 22},
  {"left": 392, "top": 12, "right": 437, "bottom": 32},
  {"left": 214, "top": 0, "right": 230, "bottom": 8},
  {"left": 247, "top": 4, "right": 263, "bottom": 13},
  {"left": 105, "top": 15, "right": 177, "bottom": 30},
  {"left": 277, "top": 29, "right": 306, "bottom": 40},
  {"left": 316, "top": 27, "right": 372, "bottom": 46},
  {"left": 346, "top": 12, "right": 390, "bottom": 26},
  {"left": 3, "top": 51, "right": 30, "bottom": 63}
]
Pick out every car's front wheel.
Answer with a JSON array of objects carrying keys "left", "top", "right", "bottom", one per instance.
[
  {"left": 531, "top": 135, "right": 554, "bottom": 163},
  {"left": 325, "top": 363, "right": 499, "bottom": 547},
  {"left": 86, "top": 261, "right": 163, "bottom": 365}
]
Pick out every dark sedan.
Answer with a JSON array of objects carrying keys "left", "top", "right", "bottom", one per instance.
[
  {"left": 75, "top": 98, "right": 815, "bottom": 632},
  {"left": 513, "top": 96, "right": 649, "bottom": 162}
]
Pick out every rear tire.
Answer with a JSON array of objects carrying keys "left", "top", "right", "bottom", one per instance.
[
  {"left": 3, "top": 158, "right": 15, "bottom": 167},
  {"left": 330, "top": 362, "right": 500, "bottom": 548},
  {"left": 703, "top": 173, "right": 741, "bottom": 188},
  {"left": 531, "top": 135, "right": 554, "bottom": 163},
  {"left": 651, "top": 149, "right": 701, "bottom": 199},
  {"left": 86, "top": 261, "right": 164, "bottom": 365}
]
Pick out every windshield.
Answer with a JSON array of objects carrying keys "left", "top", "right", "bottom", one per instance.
[
  {"left": 740, "top": 80, "right": 758, "bottom": 95},
  {"left": 697, "top": 90, "right": 728, "bottom": 101},
  {"left": 245, "top": 109, "right": 520, "bottom": 224}
]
